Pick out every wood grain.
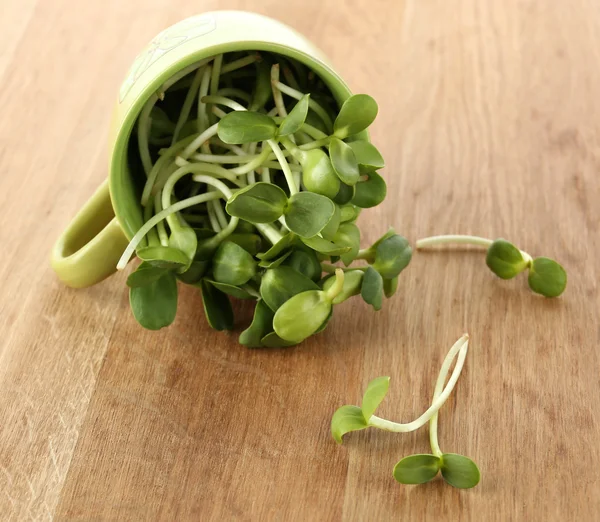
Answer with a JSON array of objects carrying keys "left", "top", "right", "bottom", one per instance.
[{"left": 1, "top": 0, "right": 599, "bottom": 520}]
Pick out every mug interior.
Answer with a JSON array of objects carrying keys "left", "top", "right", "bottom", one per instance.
[{"left": 110, "top": 43, "right": 362, "bottom": 240}]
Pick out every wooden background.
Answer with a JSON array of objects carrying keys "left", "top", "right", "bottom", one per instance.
[{"left": 1, "top": 0, "right": 599, "bottom": 520}]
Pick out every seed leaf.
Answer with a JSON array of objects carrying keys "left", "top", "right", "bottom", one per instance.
[
  {"left": 129, "top": 272, "right": 178, "bottom": 330},
  {"left": 321, "top": 203, "right": 341, "bottom": 241},
  {"left": 260, "top": 266, "right": 319, "bottom": 311},
  {"left": 528, "top": 257, "right": 567, "bottom": 297},
  {"left": 200, "top": 279, "right": 234, "bottom": 331},
  {"left": 273, "top": 290, "right": 332, "bottom": 342},
  {"left": 361, "top": 266, "right": 384, "bottom": 311},
  {"left": 258, "top": 250, "right": 292, "bottom": 269},
  {"left": 333, "top": 223, "right": 361, "bottom": 266},
  {"left": 212, "top": 241, "right": 257, "bottom": 286},
  {"left": 278, "top": 94, "right": 310, "bottom": 136},
  {"left": 383, "top": 276, "right": 399, "bottom": 298},
  {"left": 329, "top": 137, "right": 360, "bottom": 185},
  {"left": 136, "top": 245, "right": 190, "bottom": 269},
  {"left": 261, "top": 332, "right": 298, "bottom": 348},
  {"left": 352, "top": 170, "right": 387, "bottom": 208},
  {"left": 168, "top": 227, "right": 197, "bottom": 269},
  {"left": 485, "top": 239, "right": 528, "bottom": 279},
  {"left": 127, "top": 262, "right": 170, "bottom": 288},
  {"left": 393, "top": 455, "right": 441, "bottom": 485},
  {"left": 333, "top": 182, "right": 355, "bottom": 205},
  {"left": 372, "top": 235, "right": 412, "bottom": 279},
  {"left": 285, "top": 192, "right": 335, "bottom": 238},
  {"left": 331, "top": 405, "right": 368, "bottom": 444},
  {"left": 256, "top": 232, "right": 297, "bottom": 260},
  {"left": 226, "top": 182, "right": 288, "bottom": 223},
  {"left": 361, "top": 376, "right": 390, "bottom": 420},
  {"left": 322, "top": 270, "right": 364, "bottom": 304},
  {"left": 205, "top": 280, "right": 255, "bottom": 300},
  {"left": 440, "top": 453, "right": 480, "bottom": 489},
  {"left": 283, "top": 248, "right": 322, "bottom": 281},
  {"left": 239, "top": 300, "right": 274, "bottom": 347},
  {"left": 348, "top": 140, "right": 385, "bottom": 169},
  {"left": 333, "top": 94, "right": 378, "bottom": 139},
  {"left": 300, "top": 235, "right": 351, "bottom": 256},
  {"left": 228, "top": 232, "right": 263, "bottom": 256},
  {"left": 217, "top": 111, "right": 277, "bottom": 144}
]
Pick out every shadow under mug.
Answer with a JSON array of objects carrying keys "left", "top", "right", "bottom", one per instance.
[{"left": 51, "top": 10, "right": 360, "bottom": 288}]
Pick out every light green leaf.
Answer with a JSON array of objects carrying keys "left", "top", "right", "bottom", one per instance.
[
  {"left": 168, "top": 227, "right": 197, "bottom": 270},
  {"left": 383, "top": 276, "right": 399, "bottom": 298},
  {"left": 440, "top": 453, "right": 481, "bottom": 489},
  {"left": 273, "top": 290, "right": 332, "bottom": 342},
  {"left": 321, "top": 203, "right": 341, "bottom": 241},
  {"left": 528, "top": 257, "right": 567, "bottom": 297},
  {"left": 278, "top": 94, "right": 310, "bottom": 136},
  {"left": 129, "top": 272, "right": 178, "bottom": 330},
  {"left": 260, "top": 332, "right": 298, "bottom": 348},
  {"left": 258, "top": 250, "right": 292, "bottom": 269},
  {"left": 361, "top": 376, "right": 390, "bottom": 420},
  {"left": 333, "top": 223, "right": 361, "bottom": 266},
  {"left": 256, "top": 232, "right": 296, "bottom": 260},
  {"left": 329, "top": 137, "right": 360, "bottom": 185},
  {"left": 333, "top": 182, "right": 355, "bottom": 205},
  {"left": 136, "top": 245, "right": 190, "bottom": 269},
  {"left": 372, "top": 235, "right": 412, "bottom": 279},
  {"left": 217, "top": 111, "right": 277, "bottom": 144},
  {"left": 393, "top": 454, "right": 441, "bottom": 485},
  {"left": 226, "top": 182, "right": 288, "bottom": 223},
  {"left": 239, "top": 300, "right": 274, "bottom": 347},
  {"left": 301, "top": 149, "right": 340, "bottom": 199},
  {"left": 285, "top": 192, "right": 335, "bottom": 238},
  {"left": 331, "top": 405, "right": 368, "bottom": 444},
  {"left": 348, "top": 140, "right": 385, "bottom": 169},
  {"left": 352, "top": 170, "right": 387, "bottom": 208},
  {"left": 205, "top": 280, "right": 255, "bottom": 300},
  {"left": 227, "top": 232, "right": 263, "bottom": 256},
  {"left": 127, "top": 262, "right": 169, "bottom": 288},
  {"left": 283, "top": 248, "right": 322, "bottom": 281},
  {"left": 322, "top": 269, "right": 364, "bottom": 304},
  {"left": 200, "top": 279, "right": 234, "bottom": 331},
  {"left": 333, "top": 94, "right": 378, "bottom": 139},
  {"left": 260, "top": 266, "right": 319, "bottom": 311},
  {"left": 212, "top": 241, "right": 257, "bottom": 286},
  {"left": 361, "top": 266, "right": 384, "bottom": 311},
  {"left": 485, "top": 239, "right": 529, "bottom": 279},
  {"left": 300, "top": 235, "right": 351, "bottom": 256},
  {"left": 339, "top": 204, "right": 359, "bottom": 223}
]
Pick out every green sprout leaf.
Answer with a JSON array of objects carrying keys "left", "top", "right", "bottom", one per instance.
[
  {"left": 258, "top": 250, "right": 292, "bottom": 269},
  {"left": 333, "top": 223, "right": 361, "bottom": 266},
  {"left": 348, "top": 140, "right": 385, "bottom": 169},
  {"left": 301, "top": 149, "right": 340, "bottom": 199},
  {"left": 212, "top": 241, "right": 257, "bottom": 286},
  {"left": 217, "top": 111, "right": 277, "bottom": 144},
  {"left": 136, "top": 245, "right": 190, "bottom": 269},
  {"left": 273, "top": 290, "right": 332, "bottom": 342},
  {"left": 333, "top": 182, "right": 355, "bottom": 205},
  {"left": 260, "top": 332, "right": 298, "bottom": 348},
  {"left": 168, "top": 227, "right": 197, "bottom": 269},
  {"left": 284, "top": 191, "right": 335, "bottom": 238},
  {"left": 352, "top": 171, "right": 387, "bottom": 208},
  {"left": 361, "top": 266, "right": 384, "bottom": 311},
  {"left": 333, "top": 94, "right": 378, "bottom": 139},
  {"left": 129, "top": 272, "right": 178, "bottom": 330},
  {"left": 321, "top": 203, "right": 341, "bottom": 241},
  {"left": 260, "top": 266, "right": 319, "bottom": 312},
  {"left": 361, "top": 376, "right": 390, "bottom": 420},
  {"left": 372, "top": 235, "right": 412, "bottom": 279},
  {"left": 383, "top": 276, "right": 399, "bottom": 298},
  {"left": 257, "top": 232, "right": 296, "bottom": 260},
  {"left": 329, "top": 137, "right": 360, "bottom": 185},
  {"left": 393, "top": 455, "right": 441, "bottom": 485},
  {"left": 226, "top": 182, "right": 288, "bottom": 223},
  {"left": 200, "top": 279, "right": 234, "bottom": 331},
  {"left": 300, "top": 235, "right": 351, "bottom": 256},
  {"left": 127, "top": 262, "right": 169, "bottom": 288},
  {"left": 283, "top": 248, "right": 322, "bottom": 282},
  {"left": 322, "top": 269, "right": 364, "bottom": 304},
  {"left": 227, "top": 232, "right": 263, "bottom": 256},
  {"left": 278, "top": 94, "right": 310, "bottom": 136},
  {"left": 485, "top": 239, "right": 529, "bottom": 279},
  {"left": 331, "top": 405, "right": 368, "bottom": 444},
  {"left": 528, "top": 257, "right": 567, "bottom": 297},
  {"left": 176, "top": 260, "right": 209, "bottom": 285},
  {"left": 205, "top": 280, "right": 255, "bottom": 300},
  {"left": 440, "top": 453, "right": 480, "bottom": 489},
  {"left": 339, "top": 204, "right": 359, "bottom": 223},
  {"left": 239, "top": 300, "right": 274, "bottom": 347}
]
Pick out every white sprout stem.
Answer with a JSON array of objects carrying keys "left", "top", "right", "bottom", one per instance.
[
  {"left": 282, "top": 63, "right": 301, "bottom": 90},
  {"left": 212, "top": 106, "right": 227, "bottom": 119},
  {"left": 143, "top": 200, "right": 159, "bottom": 246},
  {"left": 267, "top": 139, "right": 298, "bottom": 195},
  {"left": 246, "top": 142, "right": 257, "bottom": 184},
  {"left": 171, "top": 65, "right": 205, "bottom": 145},
  {"left": 270, "top": 64, "right": 288, "bottom": 117},
  {"left": 261, "top": 161, "right": 302, "bottom": 172},
  {"left": 207, "top": 200, "right": 222, "bottom": 232},
  {"left": 172, "top": 160, "right": 243, "bottom": 184},
  {"left": 137, "top": 94, "right": 157, "bottom": 177},
  {"left": 212, "top": 196, "right": 229, "bottom": 229},
  {"left": 220, "top": 53, "right": 260, "bottom": 74},
  {"left": 254, "top": 223, "right": 285, "bottom": 245},
  {"left": 299, "top": 136, "right": 330, "bottom": 151},
  {"left": 367, "top": 335, "right": 469, "bottom": 433},
  {"left": 230, "top": 147, "right": 272, "bottom": 175},
  {"left": 154, "top": 193, "right": 169, "bottom": 247},
  {"left": 416, "top": 234, "right": 533, "bottom": 264},
  {"left": 260, "top": 166, "right": 271, "bottom": 183},
  {"left": 300, "top": 122, "right": 328, "bottom": 140},
  {"left": 267, "top": 106, "right": 279, "bottom": 117},
  {"left": 201, "top": 95, "right": 246, "bottom": 112},
  {"left": 117, "top": 192, "right": 222, "bottom": 270},
  {"left": 217, "top": 87, "right": 252, "bottom": 102},
  {"left": 429, "top": 335, "right": 470, "bottom": 457},
  {"left": 190, "top": 174, "right": 234, "bottom": 200},
  {"left": 179, "top": 123, "right": 219, "bottom": 160},
  {"left": 274, "top": 80, "right": 334, "bottom": 132},
  {"left": 197, "top": 64, "right": 213, "bottom": 133},
  {"left": 210, "top": 54, "right": 223, "bottom": 96},
  {"left": 324, "top": 269, "right": 345, "bottom": 301}
]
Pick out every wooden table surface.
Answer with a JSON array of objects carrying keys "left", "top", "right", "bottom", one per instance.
[{"left": 1, "top": 1, "right": 599, "bottom": 520}]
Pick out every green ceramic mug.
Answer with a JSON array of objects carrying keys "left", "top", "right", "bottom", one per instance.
[{"left": 51, "top": 10, "right": 357, "bottom": 288}]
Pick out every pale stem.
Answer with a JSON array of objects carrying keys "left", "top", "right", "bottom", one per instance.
[
  {"left": 137, "top": 94, "right": 157, "bottom": 177},
  {"left": 298, "top": 136, "right": 330, "bottom": 151},
  {"left": 207, "top": 200, "right": 222, "bottom": 232},
  {"left": 154, "top": 192, "right": 169, "bottom": 246},
  {"left": 197, "top": 64, "right": 213, "bottom": 133},
  {"left": 246, "top": 142, "right": 257, "bottom": 185},
  {"left": 179, "top": 123, "right": 219, "bottom": 160},
  {"left": 367, "top": 335, "right": 469, "bottom": 433},
  {"left": 212, "top": 197, "right": 229, "bottom": 229},
  {"left": 143, "top": 201, "right": 159, "bottom": 247},
  {"left": 212, "top": 106, "right": 227, "bottom": 119},
  {"left": 274, "top": 80, "right": 333, "bottom": 132},
  {"left": 267, "top": 140, "right": 298, "bottom": 194},
  {"left": 429, "top": 334, "right": 470, "bottom": 457},
  {"left": 324, "top": 269, "right": 345, "bottom": 301},
  {"left": 217, "top": 87, "right": 252, "bottom": 102},
  {"left": 270, "top": 64, "right": 288, "bottom": 117},
  {"left": 254, "top": 223, "right": 284, "bottom": 245},
  {"left": 260, "top": 166, "right": 271, "bottom": 183},
  {"left": 220, "top": 53, "right": 260, "bottom": 75},
  {"left": 171, "top": 65, "right": 205, "bottom": 145},
  {"left": 201, "top": 95, "right": 246, "bottom": 112}
]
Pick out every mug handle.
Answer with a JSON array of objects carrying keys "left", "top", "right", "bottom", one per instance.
[{"left": 51, "top": 180, "right": 130, "bottom": 288}]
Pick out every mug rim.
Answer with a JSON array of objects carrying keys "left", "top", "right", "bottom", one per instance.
[{"left": 109, "top": 39, "right": 359, "bottom": 240}]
